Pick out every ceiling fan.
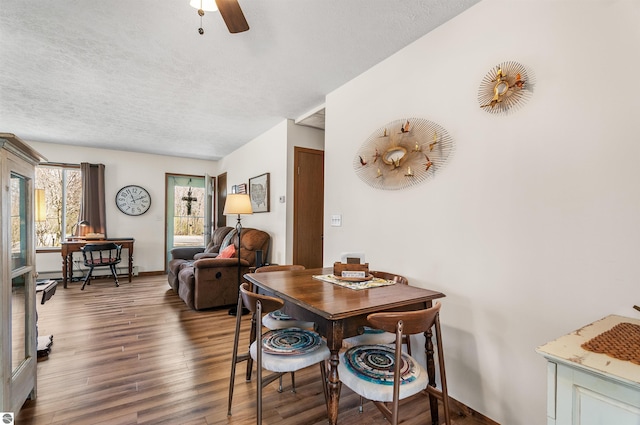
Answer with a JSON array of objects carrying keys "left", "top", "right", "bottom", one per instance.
[{"left": 190, "top": 0, "right": 249, "bottom": 34}]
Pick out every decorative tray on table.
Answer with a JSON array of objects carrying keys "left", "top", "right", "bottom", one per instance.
[
  {"left": 332, "top": 274, "right": 374, "bottom": 282},
  {"left": 313, "top": 273, "right": 396, "bottom": 290}
]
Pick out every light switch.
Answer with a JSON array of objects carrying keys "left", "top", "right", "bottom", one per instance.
[{"left": 331, "top": 214, "right": 342, "bottom": 227}]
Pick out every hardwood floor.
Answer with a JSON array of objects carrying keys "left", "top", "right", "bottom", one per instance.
[{"left": 17, "top": 275, "right": 487, "bottom": 425}]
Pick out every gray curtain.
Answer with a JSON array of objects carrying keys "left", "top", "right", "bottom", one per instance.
[{"left": 80, "top": 163, "right": 107, "bottom": 237}]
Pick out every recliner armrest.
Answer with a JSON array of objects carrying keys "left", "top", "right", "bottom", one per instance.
[
  {"left": 193, "top": 257, "right": 250, "bottom": 269},
  {"left": 193, "top": 252, "right": 219, "bottom": 260},
  {"left": 170, "top": 246, "right": 205, "bottom": 260}
]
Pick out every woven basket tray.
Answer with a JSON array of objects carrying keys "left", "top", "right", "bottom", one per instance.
[{"left": 581, "top": 322, "right": 640, "bottom": 365}]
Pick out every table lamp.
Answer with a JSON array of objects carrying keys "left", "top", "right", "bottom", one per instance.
[
  {"left": 223, "top": 193, "right": 253, "bottom": 315},
  {"left": 72, "top": 220, "right": 89, "bottom": 238}
]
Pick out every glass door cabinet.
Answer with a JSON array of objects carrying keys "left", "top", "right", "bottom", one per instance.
[{"left": 0, "top": 133, "right": 46, "bottom": 414}]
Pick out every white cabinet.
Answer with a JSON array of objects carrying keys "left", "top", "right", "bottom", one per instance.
[
  {"left": 537, "top": 315, "right": 640, "bottom": 425},
  {"left": 0, "top": 133, "right": 46, "bottom": 414}
]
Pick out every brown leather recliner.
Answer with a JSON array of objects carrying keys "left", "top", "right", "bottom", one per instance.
[
  {"left": 177, "top": 228, "right": 270, "bottom": 310},
  {"left": 167, "top": 226, "right": 234, "bottom": 292}
]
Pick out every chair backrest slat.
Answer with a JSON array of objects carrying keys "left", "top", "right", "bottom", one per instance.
[
  {"left": 255, "top": 265, "right": 305, "bottom": 273},
  {"left": 370, "top": 271, "right": 408, "bottom": 285},
  {"left": 239, "top": 282, "right": 284, "bottom": 314},
  {"left": 367, "top": 302, "right": 441, "bottom": 335},
  {"left": 81, "top": 243, "right": 122, "bottom": 265}
]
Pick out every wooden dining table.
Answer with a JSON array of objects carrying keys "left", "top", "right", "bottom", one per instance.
[{"left": 244, "top": 267, "right": 446, "bottom": 425}]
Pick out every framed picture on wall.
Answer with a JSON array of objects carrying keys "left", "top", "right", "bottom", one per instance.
[
  {"left": 237, "top": 183, "right": 247, "bottom": 194},
  {"left": 231, "top": 185, "right": 238, "bottom": 194},
  {"left": 249, "top": 173, "right": 270, "bottom": 213}
]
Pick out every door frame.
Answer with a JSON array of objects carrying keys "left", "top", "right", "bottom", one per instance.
[
  {"left": 164, "top": 173, "right": 213, "bottom": 272},
  {"left": 216, "top": 172, "right": 227, "bottom": 228}
]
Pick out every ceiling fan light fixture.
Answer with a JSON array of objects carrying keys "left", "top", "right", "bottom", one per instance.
[
  {"left": 190, "top": 0, "right": 218, "bottom": 12},
  {"left": 190, "top": 0, "right": 249, "bottom": 35}
]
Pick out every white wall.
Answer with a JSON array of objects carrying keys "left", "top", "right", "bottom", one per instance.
[
  {"left": 217, "top": 119, "right": 325, "bottom": 265},
  {"left": 32, "top": 118, "right": 324, "bottom": 276},
  {"left": 30, "top": 141, "right": 219, "bottom": 275},
  {"left": 217, "top": 121, "right": 289, "bottom": 265},
  {"left": 323, "top": 1, "right": 640, "bottom": 423}
]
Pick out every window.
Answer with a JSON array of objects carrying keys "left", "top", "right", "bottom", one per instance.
[
  {"left": 173, "top": 183, "right": 205, "bottom": 247},
  {"left": 35, "top": 165, "right": 81, "bottom": 247},
  {"left": 10, "top": 172, "right": 28, "bottom": 268}
]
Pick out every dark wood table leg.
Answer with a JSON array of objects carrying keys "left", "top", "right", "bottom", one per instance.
[
  {"left": 62, "top": 254, "right": 68, "bottom": 288},
  {"left": 327, "top": 349, "right": 341, "bottom": 425},
  {"left": 128, "top": 249, "right": 133, "bottom": 282},
  {"left": 69, "top": 254, "right": 74, "bottom": 283},
  {"left": 62, "top": 253, "right": 72, "bottom": 288},
  {"left": 425, "top": 327, "right": 439, "bottom": 425}
]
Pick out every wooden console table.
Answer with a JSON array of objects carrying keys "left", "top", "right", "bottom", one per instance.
[{"left": 61, "top": 238, "right": 135, "bottom": 288}]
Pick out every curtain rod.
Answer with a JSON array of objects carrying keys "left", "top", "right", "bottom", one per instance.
[{"left": 39, "top": 161, "right": 80, "bottom": 168}]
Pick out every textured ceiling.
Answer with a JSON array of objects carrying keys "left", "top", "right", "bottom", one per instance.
[{"left": 1, "top": 0, "right": 479, "bottom": 160}]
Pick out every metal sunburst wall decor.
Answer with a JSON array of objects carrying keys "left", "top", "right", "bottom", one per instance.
[
  {"left": 353, "top": 118, "right": 454, "bottom": 190},
  {"left": 478, "top": 61, "right": 532, "bottom": 114}
]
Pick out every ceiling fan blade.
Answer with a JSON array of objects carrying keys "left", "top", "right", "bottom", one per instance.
[{"left": 215, "top": 0, "right": 249, "bottom": 33}]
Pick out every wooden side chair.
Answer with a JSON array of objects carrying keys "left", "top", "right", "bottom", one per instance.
[
  {"left": 255, "top": 265, "right": 314, "bottom": 330},
  {"left": 227, "top": 282, "right": 330, "bottom": 424},
  {"left": 342, "top": 271, "right": 411, "bottom": 354},
  {"left": 80, "top": 243, "right": 122, "bottom": 290},
  {"left": 337, "top": 302, "right": 451, "bottom": 425}
]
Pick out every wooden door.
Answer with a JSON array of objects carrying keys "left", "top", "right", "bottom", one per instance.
[
  {"left": 216, "top": 172, "right": 227, "bottom": 228},
  {"left": 293, "top": 147, "right": 324, "bottom": 268}
]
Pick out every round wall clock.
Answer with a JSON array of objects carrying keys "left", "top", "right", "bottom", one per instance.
[{"left": 115, "top": 185, "right": 151, "bottom": 216}]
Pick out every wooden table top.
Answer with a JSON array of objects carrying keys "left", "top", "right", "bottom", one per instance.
[
  {"left": 244, "top": 267, "right": 445, "bottom": 321},
  {"left": 62, "top": 237, "right": 134, "bottom": 245}
]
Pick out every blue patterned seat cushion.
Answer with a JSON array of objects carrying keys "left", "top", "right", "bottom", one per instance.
[
  {"left": 338, "top": 344, "right": 429, "bottom": 402},
  {"left": 342, "top": 344, "right": 420, "bottom": 385},
  {"left": 262, "top": 310, "right": 315, "bottom": 330},
  {"left": 262, "top": 328, "right": 322, "bottom": 355}
]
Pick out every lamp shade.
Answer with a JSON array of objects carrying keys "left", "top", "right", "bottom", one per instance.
[
  {"left": 35, "top": 188, "right": 46, "bottom": 222},
  {"left": 189, "top": 0, "right": 218, "bottom": 11},
  {"left": 223, "top": 193, "right": 253, "bottom": 215},
  {"left": 72, "top": 220, "right": 90, "bottom": 238}
]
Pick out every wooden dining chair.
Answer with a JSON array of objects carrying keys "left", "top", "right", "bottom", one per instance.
[
  {"left": 342, "top": 271, "right": 411, "bottom": 354},
  {"left": 228, "top": 282, "right": 330, "bottom": 424},
  {"left": 337, "top": 302, "right": 451, "bottom": 425},
  {"left": 253, "top": 265, "right": 315, "bottom": 390},
  {"left": 79, "top": 243, "right": 122, "bottom": 290},
  {"left": 255, "top": 265, "right": 314, "bottom": 330}
]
